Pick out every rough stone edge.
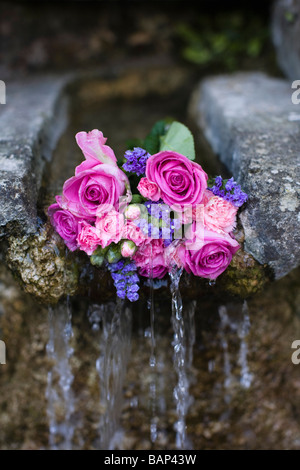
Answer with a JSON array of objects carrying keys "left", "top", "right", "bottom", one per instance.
[
  {"left": 188, "top": 74, "right": 277, "bottom": 283},
  {"left": 0, "top": 76, "right": 71, "bottom": 238}
]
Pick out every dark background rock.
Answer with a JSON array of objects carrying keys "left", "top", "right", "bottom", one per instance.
[
  {"left": 190, "top": 72, "right": 300, "bottom": 279},
  {"left": 272, "top": 0, "right": 300, "bottom": 80}
]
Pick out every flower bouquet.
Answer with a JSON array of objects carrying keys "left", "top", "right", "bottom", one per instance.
[{"left": 48, "top": 120, "right": 247, "bottom": 301}]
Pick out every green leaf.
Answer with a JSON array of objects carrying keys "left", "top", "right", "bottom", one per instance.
[
  {"left": 143, "top": 119, "right": 173, "bottom": 155},
  {"left": 159, "top": 121, "right": 195, "bottom": 160},
  {"left": 131, "top": 194, "right": 145, "bottom": 204}
]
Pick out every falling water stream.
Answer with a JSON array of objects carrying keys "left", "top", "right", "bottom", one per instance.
[
  {"left": 218, "top": 305, "right": 234, "bottom": 391},
  {"left": 238, "top": 301, "right": 253, "bottom": 389},
  {"left": 88, "top": 299, "right": 132, "bottom": 450},
  {"left": 218, "top": 301, "right": 253, "bottom": 393},
  {"left": 169, "top": 267, "right": 194, "bottom": 450},
  {"left": 46, "top": 298, "right": 75, "bottom": 450},
  {"left": 148, "top": 247, "right": 158, "bottom": 444},
  {"left": 44, "top": 287, "right": 255, "bottom": 450}
]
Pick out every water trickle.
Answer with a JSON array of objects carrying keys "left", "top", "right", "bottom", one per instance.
[
  {"left": 169, "top": 267, "right": 194, "bottom": 450},
  {"left": 238, "top": 300, "right": 253, "bottom": 389},
  {"left": 185, "top": 300, "right": 196, "bottom": 372},
  {"left": 218, "top": 302, "right": 253, "bottom": 392},
  {"left": 46, "top": 297, "right": 75, "bottom": 450},
  {"left": 218, "top": 305, "right": 233, "bottom": 391},
  {"left": 88, "top": 299, "right": 132, "bottom": 450},
  {"left": 148, "top": 247, "right": 158, "bottom": 444}
]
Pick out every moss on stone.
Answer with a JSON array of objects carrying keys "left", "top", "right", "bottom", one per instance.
[
  {"left": 219, "top": 248, "right": 268, "bottom": 298},
  {"left": 7, "top": 223, "right": 78, "bottom": 304},
  {"left": 217, "top": 224, "right": 269, "bottom": 298}
]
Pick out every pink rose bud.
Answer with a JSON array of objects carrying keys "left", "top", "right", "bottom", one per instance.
[
  {"left": 121, "top": 240, "right": 137, "bottom": 257},
  {"left": 124, "top": 204, "right": 141, "bottom": 220},
  {"left": 137, "top": 177, "right": 161, "bottom": 201}
]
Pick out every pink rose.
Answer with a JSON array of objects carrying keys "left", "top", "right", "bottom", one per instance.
[
  {"left": 75, "top": 129, "right": 117, "bottom": 165},
  {"left": 96, "top": 210, "right": 124, "bottom": 248},
  {"left": 137, "top": 177, "right": 161, "bottom": 201},
  {"left": 62, "top": 161, "right": 129, "bottom": 220},
  {"left": 203, "top": 194, "right": 237, "bottom": 234},
  {"left": 178, "top": 229, "right": 240, "bottom": 279},
  {"left": 123, "top": 221, "right": 147, "bottom": 246},
  {"left": 138, "top": 254, "right": 168, "bottom": 279},
  {"left": 77, "top": 221, "right": 102, "bottom": 255},
  {"left": 48, "top": 199, "right": 81, "bottom": 251},
  {"left": 146, "top": 151, "right": 207, "bottom": 209}
]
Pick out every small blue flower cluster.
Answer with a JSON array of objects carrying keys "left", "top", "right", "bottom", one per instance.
[
  {"left": 209, "top": 176, "right": 248, "bottom": 207},
  {"left": 108, "top": 259, "right": 140, "bottom": 302},
  {"left": 122, "top": 147, "right": 151, "bottom": 176}
]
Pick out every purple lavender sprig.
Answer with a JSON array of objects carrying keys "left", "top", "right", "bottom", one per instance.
[
  {"left": 108, "top": 259, "right": 140, "bottom": 302},
  {"left": 135, "top": 200, "right": 182, "bottom": 246},
  {"left": 208, "top": 176, "right": 248, "bottom": 207},
  {"left": 122, "top": 147, "right": 151, "bottom": 176}
]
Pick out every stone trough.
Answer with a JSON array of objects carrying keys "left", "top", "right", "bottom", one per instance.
[{"left": 0, "top": 66, "right": 299, "bottom": 303}]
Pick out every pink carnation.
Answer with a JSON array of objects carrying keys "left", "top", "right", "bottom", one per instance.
[
  {"left": 164, "top": 241, "right": 185, "bottom": 269},
  {"left": 134, "top": 238, "right": 168, "bottom": 278},
  {"left": 123, "top": 221, "right": 147, "bottom": 246},
  {"left": 96, "top": 210, "right": 125, "bottom": 248},
  {"left": 138, "top": 254, "right": 168, "bottom": 279},
  {"left": 203, "top": 194, "right": 237, "bottom": 234},
  {"left": 77, "top": 221, "right": 102, "bottom": 255},
  {"left": 133, "top": 239, "right": 164, "bottom": 267},
  {"left": 137, "top": 177, "right": 161, "bottom": 201}
]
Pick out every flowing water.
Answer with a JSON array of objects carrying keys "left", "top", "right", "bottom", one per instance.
[
  {"left": 46, "top": 298, "right": 75, "bottom": 450},
  {"left": 169, "top": 268, "right": 194, "bottom": 449},
  {"left": 238, "top": 301, "right": 253, "bottom": 390},
  {"left": 88, "top": 299, "right": 132, "bottom": 450},
  {"left": 218, "top": 301, "right": 253, "bottom": 395},
  {"left": 148, "top": 246, "right": 158, "bottom": 444}
]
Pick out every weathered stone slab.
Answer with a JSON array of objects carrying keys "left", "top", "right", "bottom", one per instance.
[
  {"left": 272, "top": 0, "right": 300, "bottom": 80},
  {"left": 0, "top": 75, "right": 69, "bottom": 237},
  {"left": 190, "top": 72, "right": 300, "bottom": 279}
]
